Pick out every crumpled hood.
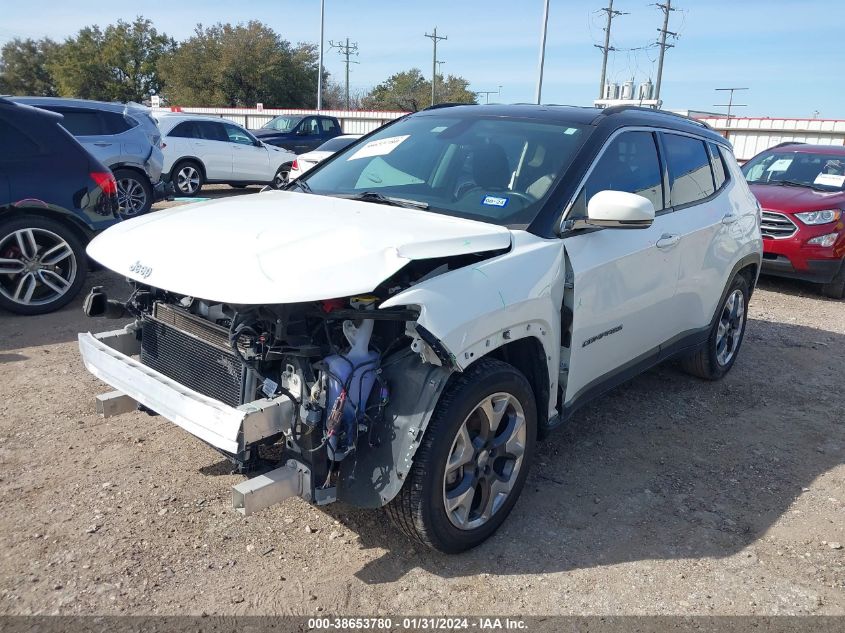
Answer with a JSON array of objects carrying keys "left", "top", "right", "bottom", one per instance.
[
  {"left": 750, "top": 183, "right": 845, "bottom": 213},
  {"left": 86, "top": 190, "right": 512, "bottom": 304}
]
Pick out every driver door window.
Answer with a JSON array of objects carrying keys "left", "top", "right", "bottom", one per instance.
[{"left": 569, "top": 131, "right": 665, "bottom": 219}]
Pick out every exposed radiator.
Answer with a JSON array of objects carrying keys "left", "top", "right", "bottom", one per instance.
[{"left": 140, "top": 303, "right": 247, "bottom": 407}]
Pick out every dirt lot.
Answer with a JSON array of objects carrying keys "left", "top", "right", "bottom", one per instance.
[{"left": 0, "top": 187, "right": 843, "bottom": 616}]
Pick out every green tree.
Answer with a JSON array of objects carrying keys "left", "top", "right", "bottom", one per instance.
[
  {"left": 0, "top": 38, "right": 59, "bottom": 96},
  {"left": 159, "top": 22, "right": 320, "bottom": 107},
  {"left": 48, "top": 18, "right": 173, "bottom": 101},
  {"left": 363, "top": 68, "right": 477, "bottom": 112}
]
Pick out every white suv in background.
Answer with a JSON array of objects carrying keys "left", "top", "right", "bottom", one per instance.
[{"left": 155, "top": 114, "right": 297, "bottom": 196}]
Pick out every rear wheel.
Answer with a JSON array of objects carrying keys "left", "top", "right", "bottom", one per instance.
[
  {"left": 681, "top": 273, "right": 749, "bottom": 380},
  {"left": 386, "top": 358, "right": 536, "bottom": 553},
  {"left": 0, "top": 215, "right": 88, "bottom": 315},
  {"left": 113, "top": 168, "right": 153, "bottom": 216},
  {"left": 820, "top": 261, "right": 845, "bottom": 299},
  {"left": 172, "top": 161, "right": 203, "bottom": 197}
]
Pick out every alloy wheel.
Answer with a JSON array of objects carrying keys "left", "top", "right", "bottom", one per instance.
[
  {"left": 716, "top": 288, "right": 745, "bottom": 366},
  {"left": 0, "top": 228, "right": 77, "bottom": 307},
  {"left": 274, "top": 169, "right": 288, "bottom": 189},
  {"left": 442, "top": 392, "right": 527, "bottom": 530},
  {"left": 176, "top": 166, "right": 200, "bottom": 195},
  {"left": 116, "top": 177, "right": 148, "bottom": 216}
]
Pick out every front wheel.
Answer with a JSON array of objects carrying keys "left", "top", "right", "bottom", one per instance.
[
  {"left": 274, "top": 165, "right": 290, "bottom": 189},
  {"left": 681, "top": 273, "right": 750, "bottom": 380},
  {"left": 820, "top": 261, "right": 845, "bottom": 299},
  {"left": 386, "top": 358, "right": 537, "bottom": 553},
  {"left": 0, "top": 215, "right": 88, "bottom": 315}
]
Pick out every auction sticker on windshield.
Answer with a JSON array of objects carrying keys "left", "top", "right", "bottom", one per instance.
[
  {"left": 347, "top": 135, "right": 410, "bottom": 161},
  {"left": 814, "top": 173, "right": 845, "bottom": 188}
]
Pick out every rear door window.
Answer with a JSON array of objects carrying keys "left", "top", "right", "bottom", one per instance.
[
  {"left": 196, "top": 121, "right": 228, "bottom": 142},
  {"left": 663, "top": 133, "right": 716, "bottom": 206},
  {"left": 52, "top": 109, "right": 103, "bottom": 136},
  {"left": 320, "top": 118, "right": 338, "bottom": 135},
  {"left": 168, "top": 121, "right": 199, "bottom": 138}
]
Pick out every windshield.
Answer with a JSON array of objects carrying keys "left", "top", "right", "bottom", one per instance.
[
  {"left": 300, "top": 114, "right": 591, "bottom": 226},
  {"left": 316, "top": 136, "right": 359, "bottom": 152},
  {"left": 263, "top": 116, "right": 302, "bottom": 132},
  {"left": 743, "top": 150, "right": 845, "bottom": 191}
]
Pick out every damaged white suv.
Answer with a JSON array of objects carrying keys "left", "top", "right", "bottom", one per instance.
[{"left": 79, "top": 104, "right": 762, "bottom": 553}]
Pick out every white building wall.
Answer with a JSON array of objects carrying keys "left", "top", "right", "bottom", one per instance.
[{"left": 698, "top": 117, "right": 845, "bottom": 161}]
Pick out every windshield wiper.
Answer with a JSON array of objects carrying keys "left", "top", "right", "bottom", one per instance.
[
  {"left": 776, "top": 179, "right": 829, "bottom": 192},
  {"left": 338, "top": 191, "right": 429, "bottom": 210}
]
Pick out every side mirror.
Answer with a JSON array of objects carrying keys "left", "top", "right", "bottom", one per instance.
[{"left": 584, "top": 190, "right": 655, "bottom": 229}]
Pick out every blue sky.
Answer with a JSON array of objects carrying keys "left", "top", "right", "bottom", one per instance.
[{"left": 1, "top": 0, "right": 844, "bottom": 118}]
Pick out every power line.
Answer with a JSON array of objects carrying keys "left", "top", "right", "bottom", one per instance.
[
  {"left": 329, "top": 37, "right": 359, "bottom": 110},
  {"left": 424, "top": 27, "right": 447, "bottom": 106},
  {"left": 595, "top": 0, "right": 628, "bottom": 99},
  {"left": 653, "top": 0, "right": 678, "bottom": 102},
  {"left": 714, "top": 87, "right": 748, "bottom": 118}
]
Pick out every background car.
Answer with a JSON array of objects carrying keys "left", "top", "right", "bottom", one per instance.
[
  {"left": 287, "top": 134, "right": 361, "bottom": 180},
  {"left": 155, "top": 114, "right": 297, "bottom": 196},
  {"left": 250, "top": 114, "right": 342, "bottom": 153},
  {"left": 10, "top": 97, "right": 167, "bottom": 217},
  {"left": 743, "top": 142, "right": 845, "bottom": 298},
  {"left": 0, "top": 98, "right": 119, "bottom": 315}
]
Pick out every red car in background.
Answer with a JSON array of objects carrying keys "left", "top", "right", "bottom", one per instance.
[{"left": 742, "top": 143, "right": 845, "bottom": 298}]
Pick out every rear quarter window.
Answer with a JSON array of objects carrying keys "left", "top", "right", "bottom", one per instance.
[
  {"left": 0, "top": 116, "right": 42, "bottom": 158},
  {"left": 101, "top": 111, "right": 137, "bottom": 135}
]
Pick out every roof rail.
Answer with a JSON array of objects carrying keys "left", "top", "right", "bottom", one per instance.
[
  {"left": 422, "top": 102, "right": 470, "bottom": 111},
  {"left": 770, "top": 141, "right": 805, "bottom": 149},
  {"left": 596, "top": 105, "right": 711, "bottom": 129}
]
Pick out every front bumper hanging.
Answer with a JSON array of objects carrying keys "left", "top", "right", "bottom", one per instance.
[{"left": 78, "top": 326, "right": 295, "bottom": 455}]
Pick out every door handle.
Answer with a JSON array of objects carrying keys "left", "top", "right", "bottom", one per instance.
[
  {"left": 93, "top": 142, "right": 112, "bottom": 147},
  {"left": 721, "top": 213, "right": 739, "bottom": 225},
  {"left": 656, "top": 233, "right": 681, "bottom": 249}
]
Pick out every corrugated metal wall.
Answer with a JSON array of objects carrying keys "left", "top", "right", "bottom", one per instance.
[
  {"left": 699, "top": 117, "right": 845, "bottom": 161},
  {"left": 152, "top": 107, "right": 407, "bottom": 135}
]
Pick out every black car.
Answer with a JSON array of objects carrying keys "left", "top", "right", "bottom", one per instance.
[
  {"left": 0, "top": 97, "right": 119, "bottom": 315},
  {"left": 250, "top": 114, "right": 342, "bottom": 153}
]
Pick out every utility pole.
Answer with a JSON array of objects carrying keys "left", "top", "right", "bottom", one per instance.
[
  {"left": 317, "top": 0, "right": 325, "bottom": 110},
  {"left": 595, "top": 1, "right": 627, "bottom": 99},
  {"left": 653, "top": 0, "right": 677, "bottom": 102},
  {"left": 329, "top": 37, "right": 359, "bottom": 109},
  {"left": 535, "top": 0, "right": 550, "bottom": 104},
  {"left": 424, "top": 28, "right": 447, "bottom": 106},
  {"left": 714, "top": 87, "right": 748, "bottom": 119}
]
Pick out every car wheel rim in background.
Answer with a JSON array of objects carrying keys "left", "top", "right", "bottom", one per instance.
[
  {"left": 0, "top": 228, "right": 77, "bottom": 307},
  {"left": 177, "top": 166, "right": 200, "bottom": 194},
  {"left": 442, "top": 392, "right": 526, "bottom": 531},
  {"left": 716, "top": 288, "right": 745, "bottom": 366},
  {"left": 117, "top": 177, "right": 147, "bottom": 216}
]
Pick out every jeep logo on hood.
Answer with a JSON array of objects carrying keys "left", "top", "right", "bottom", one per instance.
[{"left": 129, "top": 260, "right": 153, "bottom": 279}]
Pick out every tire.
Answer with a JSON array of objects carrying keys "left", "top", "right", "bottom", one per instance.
[
  {"left": 0, "top": 215, "right": 88, "bottom": 315},
  {"left": 681, "top": 273, "right": 750, "bottom": 380},
  {"left": 274, "top": 165, "right": 290, "bottom": 189},
  {"left": 113, "top": 168, "right": 153, "bottom": 216},
  {"left": 171, "top": 160, "right": 203, "bottom": 197},
  {"left": 386, "top": 358, "right": 537, "bottom": 553},
  {"left": 820, "top": 261, "right": 845, "bottom": 299}
]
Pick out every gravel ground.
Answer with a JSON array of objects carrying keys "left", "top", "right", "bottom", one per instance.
[{"left": 0, "top": 187, "right": 843, "bottom": 615}]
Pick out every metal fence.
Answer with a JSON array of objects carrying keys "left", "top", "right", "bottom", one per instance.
[
  {"left": 151, "top": 106, "right": 407, "bottom": 135},
  {"left": 699, "top": 117, "right": 845, "bottom": 161}
]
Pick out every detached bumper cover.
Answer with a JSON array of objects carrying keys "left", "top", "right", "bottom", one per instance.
[
  {"left": 78, "top": 328, "right": 293, "bottom": 454},
  {"left": 153, "top": 179, "right": 175, "bottom": 202}
]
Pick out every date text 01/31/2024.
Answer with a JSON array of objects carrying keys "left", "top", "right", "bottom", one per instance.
[{"left": 307, "top": 617, "right": 528, "bottom": 630}]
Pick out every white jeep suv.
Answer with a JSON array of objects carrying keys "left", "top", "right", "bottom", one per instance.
[{"left": 79, "top": 105, "right": 762, "bottom": 553}]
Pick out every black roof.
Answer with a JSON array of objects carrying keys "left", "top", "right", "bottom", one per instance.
[{"left": 416, "top": 103, "right": 727, "bottom": 146}]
